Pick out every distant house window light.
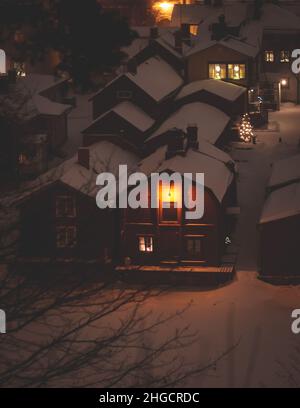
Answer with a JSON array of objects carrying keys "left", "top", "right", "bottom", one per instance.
[
  {"left": 228, "top": 64, "right": 245, "bottom": 80},
  {"left": 189, "top": 25, "right": 198, "bottom": 36},
  {"left": 13, "top": 61, "right": 26, "bottom": 77},
  {"left": 0, "top": 49, "right": 6, "bottom": 74},
  {"left": 280, "top": 50, "right": 290, "bottom": 63},
  {"left": 139, "top": 236, "right": 153, "bottom": 253},
  {"left": 209, "top": 63, "right": 226, "bottom": 79},
  {"left": 265, "top": 50, "right": 274, "bottom": 62}
]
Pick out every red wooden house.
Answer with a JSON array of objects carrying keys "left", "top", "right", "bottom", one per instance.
[{"left": 120, "top": 128, "right": 237, "bottom": 270}]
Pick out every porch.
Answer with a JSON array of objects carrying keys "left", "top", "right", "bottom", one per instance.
[{"left": 116, "top": 258, "right": 236, "bottom": 287}]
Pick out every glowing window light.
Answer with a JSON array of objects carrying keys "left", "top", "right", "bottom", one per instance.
[
  {"left": 139, "top": 236, "right": 153, "bottom": 253},
  {"left": 152, "top": 1, "right": 175, "bottom": 21}
]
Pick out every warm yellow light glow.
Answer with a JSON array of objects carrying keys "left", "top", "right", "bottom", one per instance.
[
  {"left": 281, "top": 78, "right": 288, "bottom": 87},
  {"left": 152, "top": 1, "right": 175, "bottom": 21},
  {"left": 161, "top": 183, "right": 178, "bottom": 203}
]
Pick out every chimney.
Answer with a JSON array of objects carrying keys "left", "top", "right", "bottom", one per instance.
[
  {"left": 150, "top": 26, "right": 158, "bottom": 40},
  {"left": 127, "top": 58, "right": 137, "bottom": 75},
  {"left": 211, "top": 14, "right": 227, "bottom": 41},
  {"left": 181, "top": 23, "right": 191, "bottom": 46},
  {"left": 165, "top": 129, "right": 186, "bottom": 160},
  {"left": 187, "top": 125, "right": 199, "bottom": 150},
  {"left": 174, "top": 30, "right": 183, "bottom": 54},
  {"left": 78, "top": 147, "right": 90, "bottom": 170}
]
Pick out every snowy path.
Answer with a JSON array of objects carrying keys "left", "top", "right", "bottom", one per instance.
[{"left": 232, "top": 103, "right": 300, "bottom": 271}]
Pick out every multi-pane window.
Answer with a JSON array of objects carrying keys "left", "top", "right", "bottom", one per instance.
[
  {"left": 228, "top": 64, "right": 245, "bottom": 80},
  {"left": 56, "top": 196, "right": 76, "bottom": 218},
  {"left": 186, "top": 237, "right": 203, "bottom": 258},
  {"left": 138, "top": 236, "right": 153, "bottom": 253},
  {"left": 56, "top": 226, "right": 77, "bottom": 248},
  {"left": 280, "top": 50, "right": 290, "bottom": 63},
  {"left": 265, "top": 50, "right": 274, "bottom": 62},
  {"left": 209, "top": 63, "right": 246, "bottom": 80},
  {"left": 209, "top": 64, "right": 226, "bottom": 79}
]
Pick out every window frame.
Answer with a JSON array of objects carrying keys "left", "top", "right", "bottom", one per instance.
[
  {"left": 184, "top": 235, "right": 206, "bottom": 260},
  {"left": 227, "top": 63, "right": 246, "bottom": 80},
  {"left": 264, "top": 50, "right": 274, "bottom": 63},
  {"left": 208, "top": 63, "right": 227, "bottom": 80},
  {"left": 56, "top": 226, "right": 77, "bottom": 248},
  {"left": 138, "top": 235, "right": 154, "bottom": 253},
  {"left": 280, "top": 50, "right": 290, "bottom": 63},
  {"left": 55, "top": 195, "right": 76, "bottom": 218}
]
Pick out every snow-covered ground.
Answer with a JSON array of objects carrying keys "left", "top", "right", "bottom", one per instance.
[
  {"left": 2, "top": 104, "right": 300, "bottom": 388},
  {"left": 142, "top": 103, "right": 300, "bottom": 388}
]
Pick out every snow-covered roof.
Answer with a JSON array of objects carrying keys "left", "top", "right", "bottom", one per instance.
[
  {"left": 171, "top": 4, "right": 218, "bottom": 26},
  {"left": 125, "top": 56, "right": 183, "bottom": 101},
  {"left": 155, "top": 30, "right": 192, "bottom": 57},
  {"left": 10, "top": 141, "right": 139, "bottom": 204},
  {"left": 121, "top": 38, "right": 149, "bottom": 60},
  {"left": 268, "top": 154, "right": 300, "bottom": 189},
  {"left": 261, "top": 3, "right": 300, "bottom": 31},
  {"left": 147, "top": 102, "right": 230, "bottom": 145},
  {"left": 171, "top": 3, "right": 249, "bottom": 27},
  {"left": 176, "top": 79, "right": 246, "bottom": 102},
  {"left": 260, "top": 182, "right": 300, "bottom": 224},
  {"left": 16, "top": 74, "right": 71, "bottom": 117},
  {"left": 84, "top": 101, "right": 155, "bottom": 134},
  {"left": 93, "top": 56, "right": 183, "bottom": 103},
  {"left": 139, "top": 141, "right": 234, "bottom": 203},
  {"left": 187, "top": 18, "right": 262, "bottom": 58}
]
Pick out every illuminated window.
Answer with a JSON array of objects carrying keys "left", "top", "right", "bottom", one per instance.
[
  {"left": 185, "top": 237, "right": 204, "bottom": 258},
  {"left": 265, "top": 51, "right": 274, "bottom": 62},
  {"left": 280, "top": 50, "right": 290, "bottom": 63},
  {"left": 13, "top": 62, "right": 26, "bottom": 77},
  {"left": 56, "top": 226, "right": 77, "bottom": 248},
  {"left": 0, "top": 49, "right": 6, "bottom": 74},
  {"left": 189, "top": 25, "right": 198, "bottom": 35},
  {"left": 228, "top": 64, "right": 245, "bottom": 80},
  {"left": 56, "top": 196, "right": 76, "bottom": 218},
  {"left": 209, "top": 64, "right": 226, "bottom": 79},
  {"left": 138, "top": 236, "right": 153, "bottom": 253}
]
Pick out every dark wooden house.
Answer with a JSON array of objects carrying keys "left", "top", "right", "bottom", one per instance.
[
  {"left": 82, "top": 100, "right": 155, "bottom": 151},
  {"left": 90, "top": 56, "right": 183, "bottom": 121},
  {"left": 259, "top": 155, "right": 300, "bottom": 281},
  {"left": 174, "top": 79, "right": 247, "bottom": 118},
  {"left": 15, "top": 142, "right": 139, "bottom": 266}
]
